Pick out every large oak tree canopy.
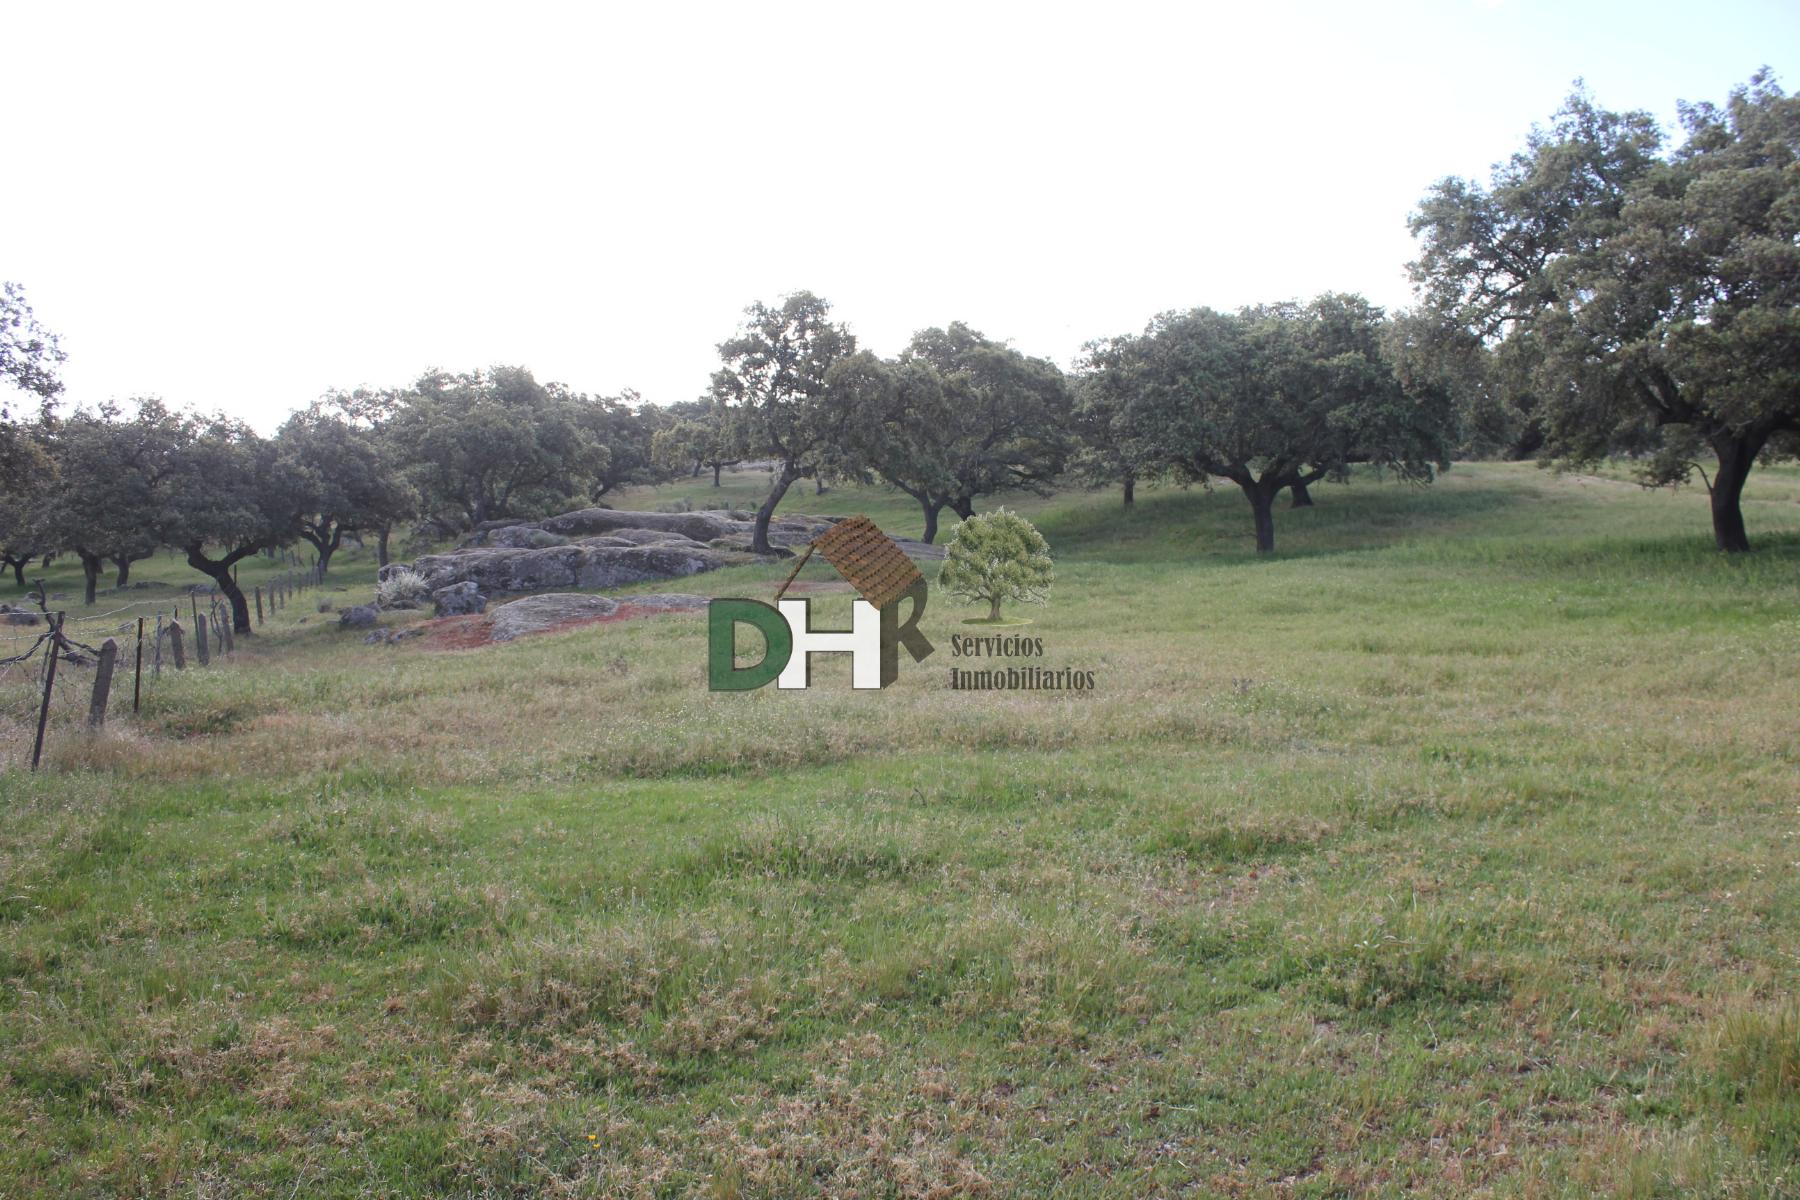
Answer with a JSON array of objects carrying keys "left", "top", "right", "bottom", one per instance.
[
  {"left": 650, "top": 396, "right": 741, "bottom": 487},
  {"left": 712, "top": 292, "right": 856, "bottom": 556},
  {"left": 1087, "top": 295, "right": 1453, "bottom": 553},
  {"left": 37, "top": 403, "right": 186, "bottom": 604},
  {"left": 1409, "top": 72, "right": 1800, "bottom": 552},
  {"left": 276, "top": 410, "right": 416, "bottom": 577},
  {"left": 387, "top": 366, "right": 611, "bottom": 530},
  {"left": 160, "top": 415, "right": 310, "bottom": 635},
  {"left": 825, "top": 323, "right": 1072, "bottom": 543}
]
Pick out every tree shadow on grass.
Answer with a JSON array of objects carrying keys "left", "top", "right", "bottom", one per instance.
[{"left": 1035, "top": 472, "right": 1800, "bottom": 580}]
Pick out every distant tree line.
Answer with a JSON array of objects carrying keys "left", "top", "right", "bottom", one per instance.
[
  {"left": 0, "top": 71, "right": 1791, "bottom": 618},
  {"left": 0, "top": 351, "right": 679, "bottom": 630}
]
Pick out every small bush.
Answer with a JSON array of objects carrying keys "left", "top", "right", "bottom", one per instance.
[{"left": 376, "top": 568, "right": 430, "bottom": 610}]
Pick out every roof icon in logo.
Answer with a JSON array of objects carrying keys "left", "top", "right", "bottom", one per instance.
[{"left": 774, "top": 515, "right": 924, "bottom": 609}]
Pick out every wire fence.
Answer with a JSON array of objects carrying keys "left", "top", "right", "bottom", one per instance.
[{"left": 1, "top": 560, "right": 328, "bottom": 771}]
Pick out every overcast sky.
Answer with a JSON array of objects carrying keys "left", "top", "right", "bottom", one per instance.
[{"left": 7, "top": 0, "right": 1795, "bottom": 430}]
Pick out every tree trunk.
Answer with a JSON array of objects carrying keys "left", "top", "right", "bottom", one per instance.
[
  {"left": 79, "top": 550, "right": 102, "bottom": 605},
  {"left": 1709, "top": 432, "right": 1763, "bottom": 553},
  {"left": 309, "top": 526, "right": 344, "bottom": 576},
  {"left": 1289, "top": 481, "right": 1314, "bottom": 508},
  {"left": 184, "top": 544, "right": 255, "bottom": 634},
  {"left": 920, "top": 498, "right": 945, "bottom": 544},
  {"left": 713, "top": 462, "right": 722, "bottom": 487},
  {"left": 377, "top": 527, "right": 391, "bottom": 567},
  {"left": 815, "top": 478, "right": 827, "bottom": 495},
  {"left": 1240, "top": 482, "right": 1277, "bottom": 554},
  {"left": 6, "top": 557, "right": 26, "bottom": 587},
  {"left": 949, "top": 496, "right": 975, "bottom": 520},
  {"left": 1122, "top": 476, "right": 1135, "bottom": 507},
  {"left": 752, "top": 464, "right": 800, "bottom": 555},
  {"left": 988, "top": 595, "right": 1002, "bottom": 621}
]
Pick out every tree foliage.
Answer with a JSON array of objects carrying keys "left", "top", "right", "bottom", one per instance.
[
  {"left": 0, "top": 282, "right": 65, "bottom": 411},
  {"left": 650, "top": 397, "right": 741, "bottom": 486},
  {"left": 826, "top": 323, "right": 1071, "bottom": 542},
  {"left": 579, "top": 390, "right": 663, "bottom": 497},
  {"left": 1089, "top": 295, "right": 1452, "bottom": 552},
  {"left": 159, "top": 415, "right": 310, "bottom": 633},
  {"left": 1409, "top": 72, "right": 1800, "bottom": 551},
  {"left": 387, "top": 366, "right": 610, "bottom": 529},
  {"left": 712, "top": 292, "right": 856, "bottom": 554},
  {"left": 38, "top": 402, "right": 186, "bottom": 603},
  {"left": 276, "top": 409, "right": 417, "bottom": 575}
]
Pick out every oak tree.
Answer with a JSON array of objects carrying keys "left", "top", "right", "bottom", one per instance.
[
  {"left": 1410, "top": 73, "right": 1800, "bottom": 551},
  {"left": 712, "top": 292, "right": 856, "bottom": 555}
]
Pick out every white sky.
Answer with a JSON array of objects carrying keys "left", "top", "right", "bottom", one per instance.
[{"left": 7, "top": 0, "right": 1795, "bottom": 430}]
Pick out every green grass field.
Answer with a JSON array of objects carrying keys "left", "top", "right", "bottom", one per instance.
[{"left": 1, "top": 462, "right": 1797, "bottom": 1197}]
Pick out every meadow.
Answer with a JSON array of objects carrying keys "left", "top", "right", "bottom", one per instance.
[{"left": 0, "top": 461, "right": 1796, "bottom": 1198}]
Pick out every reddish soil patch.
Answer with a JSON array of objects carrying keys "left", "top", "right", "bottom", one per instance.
[{"left": 423, "top": 601, "right": 703, "bottom": 650}]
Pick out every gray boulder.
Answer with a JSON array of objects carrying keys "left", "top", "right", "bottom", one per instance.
[
  {"left": 408, "top": 542, "right": 743, "bottom": 595},
  {"left": 537, "top": 506, "right": 745, "bottom": 543},
  {"left": 395, "top": 506, "right": 944, "bottom": 602},
  {"left": 488, "top": 593, "right": 620, "bottom": 642},
  {"left": 338, "top": 605, "right": 380, "bottom": 630},
  {"left": 477, "top": 525, "right": 569, "bottom": 550},
  {"left": 432, "top": 580, "right": 487, "bottom": 617}
]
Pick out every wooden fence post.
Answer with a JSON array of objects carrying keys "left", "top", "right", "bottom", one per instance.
[
  {"left": 133, "top": 617, "right": 144, "bottom": 712},
  {"left": 154, "top": 614, "right": 163, "bottom": 677},
  {"left": 194, "top": 612, "right": 210, "bottom": 666},
  {"left": 169, "top": 619, "right": 186, "bottom": 669},
  {"left": 255, "top": 585, "right": 263, "bottom": 625},
  {"left": 31, "top": 614, "right": 62, "bottom": 771},
  {"left": 219, "top": 612, "right": 234, "bottom": 654},
  {"left": 88, "top": 638, "right": 118, "bottom": 727}
]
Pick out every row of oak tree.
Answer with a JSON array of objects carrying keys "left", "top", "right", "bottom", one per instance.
[{"left": 0, "top": 71, "right": 1793, "bottom": 631}]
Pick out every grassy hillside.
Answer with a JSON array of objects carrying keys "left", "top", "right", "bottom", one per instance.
[{"left": 1, "top": 463, "right": 1796, "bottom": 1197}]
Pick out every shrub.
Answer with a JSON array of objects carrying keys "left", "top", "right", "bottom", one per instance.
[
  {"left": 375, "top": 568, "right": 430, "bottom": 610},
  {"left": 937, "top": 507, "right": 1054, "bottom": 622}
]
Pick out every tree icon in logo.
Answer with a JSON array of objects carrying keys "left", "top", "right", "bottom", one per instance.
[{"left": 937, "top": 508, "right": 1053, "bottom": 624}]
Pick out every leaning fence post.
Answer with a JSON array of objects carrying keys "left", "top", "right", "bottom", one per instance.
[
  {"left": 194, "top": 612, "right": 210, "bottom": 666},
  {"left": 31, "top": 614, "right": 62, "bottom": 771},
  {"left": 133, "top": 617, "right": 144, "bottom": 712},
  {"left": 88, "top": 638, "right": 119, "bottom": 727},
  {"left": 219, "top": 610, "right": 234, "bottom": 654},
  {"left": 169, "top": 619, "right": 186, "bottom": 669}
]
